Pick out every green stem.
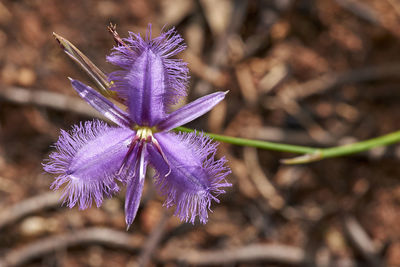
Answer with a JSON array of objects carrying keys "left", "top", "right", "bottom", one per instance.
[
  {"left": 175, "top": 127, "right": 316, "bottom": 154},
  {"left": 174, "top": 127, "right": 400, "bottom": 164},
  {"left": 321, "top": 129, "right": 400, "bottom": 157}
]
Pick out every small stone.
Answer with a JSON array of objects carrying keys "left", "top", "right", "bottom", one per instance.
[
  {"left": 17, "top": 68, "right": 36, "bottom": 87},
  {"left": 20, "top": 216, "right": 46, "bottom": 236}
]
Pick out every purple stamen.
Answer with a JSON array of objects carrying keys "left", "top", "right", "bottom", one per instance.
[
  {"left": 117, "top": 135, "right": 140, "bottom": 176},
  {"left": 151, "top": 136, "right": 172, "bottom": 177}
]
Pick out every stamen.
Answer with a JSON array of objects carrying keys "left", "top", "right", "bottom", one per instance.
[
  {"left": 138, "top": 142, "right": 147, "bottom": 181},
  {"left": 108, "top": 23, "right": 133, "bottom": 51},
  {"left": 131, "top": 141, "right": 144, "bottom": 177},
  {"left": 117, "top": 136, "right": 139, "bottom": 176},
  {"left": 151, "top": 136, "right": 172, "bottom": 177},
  {"left": 128, "top": 127, "right": 171, "bottom": 177}
]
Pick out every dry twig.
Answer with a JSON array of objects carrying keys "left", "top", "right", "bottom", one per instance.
[
  {"left": 0, "top": 192, "right": 61, "bottom": 230},
  {"left": 0, "top": 86, "right": 102, "bottom": 119},
  {"left": 137, "top": 210, "right": 170, "bottom": 267},
  {"left": 276, "top": 63, "right": 400, "bottom": 103},
  {"left": 343, "top": 216, "right": 384, "bottom": 267},
  {"left": 243, "top": 147, "right": 285, "bottom": 210},
  {"left": 159, "top": 243, "right": 305, "bottom": 265},
  {"left": 264, "top": 63, "right": 400, "bottom": 143},
  {"left": 0, "top": 227, "right": 141, "bottom": 267},
  {"left": 181, "top": 50, "right": 229, "bottom": 88},
  {"left": 334, "top": 0, "right": 380, "bottom": 24}
]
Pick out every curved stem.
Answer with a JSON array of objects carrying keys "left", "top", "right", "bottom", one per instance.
[
  {"left": 174, "top": 127, "right": 400, "bottom": 165},
  {"left": 174, "top": 127, "right": 316, "bottom": 154}
]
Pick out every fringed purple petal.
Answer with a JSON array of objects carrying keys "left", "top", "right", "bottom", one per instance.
[
  {"left": 147, "top": 132, "right": 231, "bottom": 224},
  {"left": 70, "top": 79, "right": 132, "bottom": 128},
  {"left": 125, "top": 142, "right": 148, "bottom": 228},
  {"left": 110, "top": 48, "right": 165, "bottom": 126},
  {"left": 107, "top": 24, "right": 189, "bottom": 126},
  {"left": 157, "top": 91, "right": 227, "bottom": 131},
  {"left": 43, "top": 120, "right": 134, "bottom": 209}
]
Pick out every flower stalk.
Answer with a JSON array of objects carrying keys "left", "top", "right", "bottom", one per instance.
[
  {"left": 51, "top": 27, "right": 400, "bottom": 176},
  {"left": 175, "top": 127, "right": 400, "bottom": 164}
]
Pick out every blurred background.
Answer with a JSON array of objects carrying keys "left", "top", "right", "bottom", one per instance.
[{"left": 1, "top": 0, "right": 400, "bottom": 266}]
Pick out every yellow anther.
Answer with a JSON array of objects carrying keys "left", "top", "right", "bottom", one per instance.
[{"left": 136, "top": 127, "right": 153, "bottom": 141}]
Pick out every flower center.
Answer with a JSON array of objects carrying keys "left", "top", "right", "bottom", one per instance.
[
  {"left": 133, "top": 127, "right": 172, "bottom": 177},
  {"left": 136, "top": 127, "right": 153, "bottom": 142}
]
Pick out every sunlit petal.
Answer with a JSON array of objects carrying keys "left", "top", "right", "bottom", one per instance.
[
  {"left": 107, "top": 25, "right": 188, "bottom": 126},
  {"left": 125, "top": 142, "right": 148, "bottom": 228},
  {"left": 43, "top": 120, "right": 134, "bottom": 209},
  {"left": 157, "top": 91, "right": 227, "bottom": 131},
  {"left": 70, "top": 79, "right": 132, "bottom": 128},
  {"left": 148, "top": 132, "right": 231, "bottom": 223}
]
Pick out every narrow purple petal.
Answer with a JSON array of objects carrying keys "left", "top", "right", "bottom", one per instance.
[
  {"left": 70, "top": 79, "right": 132, "bottom": 128},
  {"left": 157, "top": 91, "right": 227, "bottom": 131},
  {"left": 147, "top": 132, "right": 231, "bottom": 224},
  {"left": 43, "top": 120, "right": 134, "bottom": 209},
  {"left": 125, "top": 142, "right": 148, "bottom": 228},
  {"left": 116, "top": 48, "right": 165, "bottom": 126},
  {"left": 107, "top": 24, "right": 189, "bottom": 126}
]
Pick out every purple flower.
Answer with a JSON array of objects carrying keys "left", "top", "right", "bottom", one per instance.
[{"left": 44, "top": 25, "right": 231, "bottom": 227}]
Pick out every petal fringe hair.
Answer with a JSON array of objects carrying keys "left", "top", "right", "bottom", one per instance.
[
  {"left": 152, "top": 132, "right": 231, "bottom": 224},
  {"left": 107, "top": 25, "right": 189, "bottom": 106},
  {"left": 43, "top": 120, "right": 121, "bottom": 209}
]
